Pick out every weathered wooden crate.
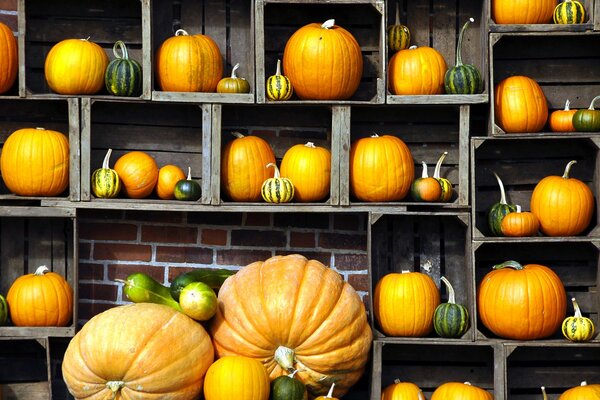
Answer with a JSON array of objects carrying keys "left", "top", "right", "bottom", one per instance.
[
  {"left": 369, "top": 212, "right": 474, "bottom": 340},
  {"left": 386, "top": 0, "right": 488, "bottom": 105},
  {"left": 151, "top": 0, "right": 254, "bottom": 103},
  {"left": 343, "top": 105, "right": 471, "bottom": 208},
  {"left": 255, "top": 0, "right": 385, "bottom": 104},
  {"left": 80, "top": 98, "right": 212, "bottom": 205},
  {"left": 472, "top": 136, "right": 600, "bottom": 238},
  {"left": 0, "top": 338, "right": 52, "bottom": 399},
  {"left": 0, "top": 207, "right": 78, "bottom": 338},
  {"left": 0, "top": 98, "right": 80, "bottom": 202},
  {"left": 19, "top": 0, "right": 150, "bottom": 99},
  {"left": 490, "top": 32, "right": 600, "bottom": 135}
]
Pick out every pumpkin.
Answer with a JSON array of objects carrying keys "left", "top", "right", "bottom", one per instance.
[
  {"left": 113, "top": 151, "right": 159, "bottom": 199},
  {"left": 431, "top": 382, "right": 493, "bottom": 400},
  {"left": 210, "top": 254, "right": 372, "bottom": 397},
  {"left": 217, "top": 63, "right": 250, "bottom": 94},
  {"left": 45, "top": 38, "right": 109, "bottom": 95},
  {"left": 387, "top": 3, "right": 410, "bottom": 53},
  {"left": 6, "top": 265, "right": 73, "bottom": 327},
  {"left": 374, "top": 270, "right": 441, "bottom": 337},
  {"left": 562, "top": 297, "right": 596, "bottom": 342},
  {"left": 315, "top": 383, "right": 339, "bottom": 400},
  {"left": 549, "top": 99, "right": 577, "bottom": 132},
  {"left": 279, "top": 142, "right": 331, "bottom": 202},
  {"left": 174, "top": 167, "right": 202, "bottom": 201},
  {"left": 156, "top": 164, "right": 186, "bottom": 200},
  {"left": 488, "top": 172, "right": 517, "bottom": 236},
  {"left": 349, "top": 134, "right": 414, "bottom": 202},
  {"left": 444, "top": 18, "right": 483, "bottom": 95},
  {"left": 560, "top": 381, "right": 600, "bottom": 399},
  {"left": 0, "top": 22, "right": 17, "bottom": 94},
  {"left": 492, "top": 0, "right": 557, "bottom": 24},
  {"left": 266, "top": 59, "right": 293, "bottom": 101},
  {"left": 62, "top": 303, "right": 214, "bottom": 399},
  {"left": 381, "top": 380, "right": 425, "bottom": 400},
  {"left": 271, "top": 370, "right": 308, "bottom": 400},
  {"left": 0, "top": 127, "right": 70, "bottom": 196},
  {"left": 500, "top": 205, "right": 540, "bottom": 237},
  {"left": 91, "top": 148, "right": 121, "bottom": 198},
  {"left": 572, "top": 95, "right": 600, "bottom": 132},
  {"left": 283, "top": 19, "right": 363, "bottom": 100},
  {"left": 105, "top": 40, "right": 142, "bottom": 97},
  {"left": 494, "top": 75, "right": 548, "bottom": 133},
  {"left": 221, "top": 132, "right": 276, "bottom": 202},
  {"left": 433, "top": 276, "right": 470, "bottom": 338},
  {"left": 388, "top": 45, "right": 447, "bottom": 95},
  {"left": 204, "top": 356, "right": 269, "bottom": 400},
  {"left": 410, "top": 161, "right": 442, "bottom": 202},
  {"left": 433, "top": 151, "right": 453, "bottom": 202},
  {"left": 0, "top": 294, "right": 7, "bottom": 325},
  {"left": 477, "top": 260, "right": 567, "bottom": 340},
  {"left": 261, "top": 163, "right": 294, "bottom": 203},
  {"left": 530, "top": 160, "right": 594, "bottom": 236},
  {"left": 553, "top": 0, "right": 587, "bottom": 24},
  {"left": 155, "top": 29, "right": 223, "bottom": 92}
]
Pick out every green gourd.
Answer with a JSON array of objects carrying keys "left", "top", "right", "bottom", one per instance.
[
  {"left": 488, "top": 172, "right": 517, "bottom": 236},
  {"left": 170, "top": 268, "right": 236, "bottom": 301},
  {"left": 174, "top": 167, "right": 201, "bottom": 201},
  {"left": 444, "top": 18, "right": 483, "bottom": 95},
  {"left": 116, "top": 272, "right": 182, "bottom": 312},
  {"left": 91, "top": 148, "right": 121, "bottom": 198},
  {"left": 0, "top": 294, "right": 7, "bottom": 325},
  {"left": 270, "top": 370, "right": 308, "bottom": 400},
  {"left": 572, "top": 95, "right": 600, "bottom": 132},
  {"left": 433, "top": 276, "right": 470, "bottom": 338},
  {"left": 105, "top": 41, "right": 142, "bottom": 97}
]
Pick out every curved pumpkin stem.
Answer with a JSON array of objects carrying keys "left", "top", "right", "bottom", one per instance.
[
  {"left": 230, "top": 131, "right": 245, "bottom": 139},
  {"left": 588, "top": 95, "right": 600, "bottom": 110},
  {"left": 562, "top": 160, "right": 577, "bottom": 179},
  {"left": 417, "top": 390, "right": 425, "bottom": 400},
  {"left": 274, "top": 345, "right": 295, "bottom": 373},
  {"left": 581, "top": 381, "right": 588, "bottom": 386},
  {"left": 433, "top": 151, "right": 448, "bottom": 179},
  {"left": 394, "top": 1, "right": 401, "bottom": 25},
  {"left": 186, "top": 166, "right": 192, "bottom": 180},
  {"left": 571, "top": 297, "right": 584, "bottom": 318},
  {"left": 420, "top": 161, "right": 429, "bottom": 178},
  {"left": 541, "top": 386, "right": 547, "bottom": 400},
  {"left": 274, "top": 59, "right": 283, "bottom": 76},
  {"left": 112, "top": 40, "right": 129, "bottom": 60},
  {"left": 34, "top": 265, "right": 50, "bottom": 276},
  {"left": 101, "top": 149, "right": 113, "bottom": 169},
  {"left": 266, "top": 162, "right": 281, "bottom": 178},
  {"left": 322, "top": 19, "right": 335, "bottom": 29},
  {"left": 564, "top": 99, "right": 571, "bottom": 111},
  {"left": 440, "top": 276, "right": 456, "bottom": 304},
  {"left": 493, "top": 172, "right": 509, "bottom": 205},
  {"left": 514, "top": 204, "right": 522, "bottom": 213},
  {"left": 305, "top": 142, "right": 316, "bottom": 148},
  {"left": 456, "top": 18, "right": 474, "bottom": 66},
  {"left": 174, "top": 29, "right": 189, "bottom": 36},
  {"left": 230, "top": 63, "right": 240, "bottom": 79},
  {"left": 325, "top": 383, "right": 336, "bottom": 398},
  {"left": 493, "top": 260, "right": 524, "bottom": 271}
]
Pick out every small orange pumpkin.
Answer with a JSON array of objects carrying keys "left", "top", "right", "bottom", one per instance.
[
  {"left": 388, "top": 45, "right": 447, "bottom": 95},
  {"left": 280, "top": 142, "right": 331, "bottom": 202},
  {"left": 410, "top": 161, "right": 442, "bottom": 202},
  {"left": 0, "top": 22, "right": 17, "bottom": 94},
  {"left": 156, "top": 164, "right": 186, "bottom": 200},
  {"left": 314, "top": 383, "right": 339, "bottom": 400},
  {"left": 560, "top": 381, "right": 600, "bottom": 399},
  {"left": 431, "top": 382, "right": 493, "bottom": 400},
  {"left": 203, "top": 356, "right": 270, "bottom": 400},
  {"left": 549, "top": 99, "right": 577, "bottom": 132},
  {"left": 500, "top": 205, "right": 540, "bottom": 237},
  {"left": 114, "top": 151, "right": 159, "bottom": 199},
  {"left": 495, "top": 75, "right": 548, "bottom": 133},
  {"left": 382, "top": 380, "right": 426, "bottom": 400}
]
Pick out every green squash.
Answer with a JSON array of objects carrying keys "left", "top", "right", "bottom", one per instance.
[
  {"left": 433, "top": 276, "right": 469, "bottom": 338},
  {"left": 444, "top": 18, "right": 483, "bottom": 95},
  {"left": 170, "top": 268, "right": 236, "bottom": 301},
  {"left": 174, "top": 167, "right": 201, "bottom": 201},
  {"left": 573, "top": 95, "right": 600, "bottom": 132},
  {"left": 271, "top": 370, "right": 307, "bottom": 400},
  {"left": 553, "top": 0, "right": 587, "bottom": 24},
  {"left": 387, "top": 2, "right": 410, "bottom": 52},
  {"left": 91, "top": 148, "right": 121, "bottom": 198},
  {"left": 105, "top": 40, "right": 142, "bottom": 97},
  {"left": 0, "top": 294, "right": 8, "bottom": 325},
  {"left": 488, "top": 172, "right": 517, "bottom": 236},
  {"left": 116, "top": 272, "right": 182, "bottom": 312}
]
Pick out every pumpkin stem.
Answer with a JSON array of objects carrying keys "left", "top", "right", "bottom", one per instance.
[
  {"left": 274, "top": 346, "right": 295, "bottom": 373},
  {"left": 581, "top": 381, "right": 588, "bottom": 386},
  {"left": 266, "top": 162, "right": 281, "bottom": 178},
  {"left": 572, "top": 297, "right": 584, "bottom": 318},
  {"left": 456, "top": 18, "right": 474, "bottom": 66},
  {"left": 230, "top": 131, "right": 245, "bottom": 139},
  {"left": 588, "top": 95, "right": 600, "bottom": 110},
  {"left": 515, "top": 204, "right": 522, "bottom": 213},
  {"left": 275, "top": 59, "right": 283, "bottom": 76},
  {"left": 175, "top": 29, "right": 189, "bottom": 36},
  {"left": 564, "top": 99, "right": 571, "bottom": 111},
  {"left": 493, "top": 260, "right": 524, "bottom": 271},
  {"left": 370, "top": 133, "right": 380, "bottom": 138},
  {"left": 393, "top": 378, "right": 402, "bottom": 384},
  {"left": 420, "top": 161, "right": 429, "bottom": 178},
  {"left": 409, "top": 45, "right": 418, "bottom": 50},
  {"left": 106, "top": 381, "right": 125, "bottom": 398},
  {"left": 440, "top": 276, "right": 456, "bottom": 304},
  {"left": 401, "top": 270, "right": 411, "bottom": 274},
  {"left": 186, "top": 166, "right": 192, "bottom": 180},
  {"left": 562, "top": 160, "right": 577, "bottom": 179},
  {"left": 305, "top": 142, "right": 316, "bottom": 148},
  {"left": 433, "top": 151, "right": 448, "bottom": 179},
  {"left": 102, "top": 149, "right": 113, "bottom": 170},
  {"left": 394, "top": 1, "right": 401, "bottom": 25},
  {"left": 231, "top": 63, "right": 240, "bottom": 79},
  {"left": 325, "top": 382, "right": 336, "bottom": 398},
  {"left": 34, "top": 265, "right": 50, "bottom": 276},
  {"left": 289, "top": 369, "right": 300, "bottom": 379},
  {"left": 112, "top": 40, "right": 129, "bottom": 60},
  {"left": 541, "top": 386, "right": 547, "bottom": 400},
  {"left": 417, "top": 390, "right": 425, "bottom": 400},
  {"left": 493, "top": 172, "right": 509, "bottom": 205},
  {"left": 322, "top": 19, "right": 335, "bottom": 29}
]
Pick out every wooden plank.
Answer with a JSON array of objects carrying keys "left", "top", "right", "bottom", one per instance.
[
  {"left": 0, "top": 218, "right": 25, "bottom": 295},
  {"left": 201, "top": 104, "right": 212, "bottom": 205},
  {"left": 432, "top": 0, "right": 457, "bottom": 69},
  {"left": 211, "top": 104, "right": 222, "bottom": 205},
  {"left": 68, "top": 98, "right": 80, "bottom": 202},
  {"left": 230, "top": 0, "right": 255, "bottom": 92}
]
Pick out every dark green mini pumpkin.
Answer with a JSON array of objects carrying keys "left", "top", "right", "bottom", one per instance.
[
  {"left": 271, "top": 370, "right": 308, "bottom": 400},
  {"left": 573, "top": 95, "right": 600, "bottom": 132},
  {"left": 174, "top": 167, "right": 201, "bottom": 201},
  {"left": 91, "top": 148, "right": 121, "bottom": 198},
  {"left": 553, "top": 0, "right": 587, "bottom": 24},
  {"left": 444, "top": 18, "right": 483, "bottom": 95},
  {"left": 434, "top": 276, "right": 470, "bottom": 338},
  {"left": 488, "top": 172, "right": 517, "bottom": 236},
  {"left": 105, "top": 40, "right": 142, "bottom": 97}
]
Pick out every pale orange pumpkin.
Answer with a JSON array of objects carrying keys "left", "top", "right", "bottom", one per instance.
[
  {"left": 494, "top": 75, "right": 548, "bottom": 133},
  {"left": 560, "top": 381, "right": 600, "bottom": 400},
  {"left": 203, "top": 356, "right": 270, "bottom": 400},
  {"left": 500, "top": 205, "right": 540, "bottom": 237},
  {"left": 62, "top": 303, "right": 214, "bottom": 399},
  {"left": 280, "top": 142, "right": 331, "bottom": 202},
  {"left": 493, "top": 0, "right": 557, "bottom": 24},
  {"left": 388, "top": 45, "right": 447, "bottom": 95},
  {"left": 210, "top": 254, "right": 372, "bottom": 398},
  {"left": 431, "top": 382, "right": 493, "bottom": 400},
  {"left": 382, "top": 380, "right": 426, "bottom": 400},
  {"left": 156, "top": 164, "right": 186, "bottom": 200},
  {"left": 114, "top": 151, "right": 159, "bottom": 199},
  {"left": 0, "top": 22, "right": 17, "bottom": 94},
  {"left": 549, "top": 99, "right": 577, "bottom": 132}
]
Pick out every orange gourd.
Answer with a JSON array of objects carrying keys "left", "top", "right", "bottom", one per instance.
[
  {"left": 382, "top": 380, "right": 426, "bottom": 400},
  {"left": 203, "top": 356, "right": 270, "bottom": 400},
  {"left": 6, "top": 265, "right": 73, "bottom": 327},
  {"left": 410, "top": 161, "right": 442, "bottom": 202},
  {"left": 62, "top": 303, "right": 214, "bottom": 399},
  {"left": 560, "top": 381, "right": 600, "bottom": 399},
  {"left": 493, "top": 0, "right": 557, "bottom": 24},
  {"left": 279, "top": 142, "right": 331, "bottom": 202},
  {"left": 349, "top": 134, "right": 414, "bottom": 202},
  {"left": 549, "top": 99, "right": 577, "bottom": 132},
  {"left": 210, "top": 254, "right": 372, "bottom": 398},
  {"left": 114, "top": 151, "right": 159, "bottom": 199},
  {"left": 0, "top": 22, "right": 17, "bottom": 94},
  {"left": 478, "top": 260, "right": 567, "bottom": 340},
  {"left": 0, "top": 127, "right": 69, "bottom": 196},
  {"left": 431, "top": 382, "right": 493, "bottom": 400},
  {"left": 388, "top": 45, "right": 447, "bottom": 95},
  {"left": 494, "top": 75, "right": 548, "bottom": 133},
  {"left": 500, "top": 205, "right": 540, "bottom": 237},
  {"left": 156, "top": 164, "right": 186, "bottom": 200},
  {"left": 374, "top": 270, "right": 441, "bottom": 337},
  {"left": 283, "top": 19, "right": 363, "bottom": 100}
]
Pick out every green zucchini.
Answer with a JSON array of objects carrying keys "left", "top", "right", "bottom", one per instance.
[
  {"left": 116, "top": 272, "right": 182, "bottom": 312},
  {"left": 170, "top": 268, "right": 236, "bottom": 301}
]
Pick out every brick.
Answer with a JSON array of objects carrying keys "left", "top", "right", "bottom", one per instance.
[
  {"left": 347, "top": 273, "right": 369, "bottom": 292},
  {"left": 141, "top": 225, "right": 198, "bottom": 244},
  {"left": 125, "top": 210, "right": 185, "bottom": 224},
  {"left": 79, "top": 243, "right": 92, "bottom": 260},
  {"left": 93, "top": 243, "right": 152, "bottom": 262},
  {"left": 155, "top": 246, "right": 213, "bottom": 264},
  {"left": 231, "top": 229, "right": 286, "bottom": 247},
  {"left": 201, "top": 229, "right": 228, "bottom": 246},
  {"left": 0, "top": 14, "right": 17, "bottom": 31},
  {"left": 274, "top": 213, "right": 330, "bottom": 230},
  {"left": 319, "top": 232, "right": 367, "bottom": 251},
  {"left": 79, "top": 222, "right": 138, "bottom": 241},
  {"left": 217, "top": 249, "right": 272, "bottom": 267},
  {"left": 0, "top": 0, "right": 17, "bottom": 11},
  {"left": 78, "top": 263, "right": 104, "bottom": 281},
  {"left": 289, "top": 231, "right": 315, "bottom": 248},
  {"left": 107, "top": 263, "right": 165, "bottom": 282},
  {"left": 188, "top": 212, "right": 243, "bottom": 226},
  {"left": 274, "top": 251, "right": 331, "bottom": 266},
  {"left": 334, "top": 253, "right": 369, "bottom": 271},
  {"left": 78, "top": 282, "right": 118, "bottom": 302},
  {"left": 77, "top": 302, "right": 116, "bottom": 322},
  {"left": 244, "top": 213, "right": 271, "bottom": 227},
  {"left": 334, "top": 213, "right": 365, "bottom": 231}
]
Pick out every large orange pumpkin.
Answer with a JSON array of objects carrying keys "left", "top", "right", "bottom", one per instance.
[
  {"left": 279, "top": 142, "right": 331, "bottom": 202},
  {"left": 478, "top": 260, "right": 567, "bottom": 340},
  {"left": 203, "top": 356, "right": 270, "bottom": 400},
  {"left": 492, "top": 0, "right": 557, "bottom": 24},
  {"left": 283, "top": 19, "right": 363, "bottom": 100},
  {"left": 530, "top": 160, "right": 594, "bottom": 237},
  {"left": 431, "top": 382, "right": 493, "bottom": 400},
  {"left": 349, "top": 134, "right": 414, "bottom": 202},
  {"left": 0, "top": 127, "right": 69, "bottom": 196},
  {"left": 0, "top": 22, "right": 17, "bottom": 94},
  {"left": 494, "top": 75, "right": 548, "bottom": 133},
  {"left": 560, "top": 381, "right": 600, "bottom": 400},
  {"left": 388, "top": 45, "right": 447, "bottom": 95},
  {"left": 114, "top": 151, "right": 159, "bottom": 199},
  {"left": 62, "top": 303, "right": 214, "bottom": 399},
  {"left": 156, "top": 29, "right": 223, "bottom": 92},
  {"left": 210, "top": 254, "right": 372, "bottom": 398}
]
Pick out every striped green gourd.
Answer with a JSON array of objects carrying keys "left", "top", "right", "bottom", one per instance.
[
  {"left": 271, "top": 370, "right": 308, "bottom": 400},
  {"left": 91, "top": 148, "right": 121, "bottom": 198},
  {"left": 433, "top": 151, "right": 453, "bottom": 202},
  {"left": 261, "top": 163, "right": 294, "bottom": 203},
  {"left": 0, "top": 294, "right": 7, "bottom": 325},
  {"left": 553, "top": 0, "right": 586, "bottom": 24},
  {"left": 433, "top": 276, "right": 469, "bottom": 338},
  {"left": 105, "top": 40, "right": 142, "bottom": 97},
  {"left": 266, "top": 59, "right": 293, "bottom": 101},
  {"left": 488, "top": 172, "right": 517, "bottom": 236},
  {"left": 444, "top": 18, "right": 483, "bottom": 95},
  {"left": 387, "top": 1, "right": 410, "bottom": 52}
]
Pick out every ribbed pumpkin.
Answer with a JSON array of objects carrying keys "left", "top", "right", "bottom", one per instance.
[
  {"left": 105, "top": 40, "right": 142, "bottom": 97},
  {"left": 45, "top": 38, "right": 109, "bottom": 95},
  {"left": 387, "top": 5, "right": 411, "bottom": 53},
  {"left": 478, "top": 260, "right": 567, "bottom": 340},
  {"left": 156, "top": 164, "right": 186, "bottom": 200},
  {"left": 113, "top": 151, "right": 159, "bottom": 199},
  {"left": 572, "top": 95, "right": 600, "bottom": 132},
  {"left": 492, "top": 0, "right": 557, "bottom": 24},
  {"left": 431, "top": 382, "right": 493, "bottom": 400},
  {"left": 271, "top": 370, "right": 308, "bottom": 400},
  {"left": 217, "top": 63, "right": 250, "bottom": 94},
  {"left": 410, "top": 161, "right": 442, "bottom": 202},
  {"left": 204, "top": 356, "right": 270, "bottom": 400},
  {"left": 374, "top": 270, "right": 441, "bottom": 337},
  {"left": 62, "top": 303, "right": 214, "bottom": 399},
  {"left": 388, "top": 45, "right": 447, "bottom": 95},
  {"left": 349, "top": 134, "right": 414, "bottom": 202},
  {"left": 283, "top": 19, "right": 363, "bottom": 100},
  {"left": 494, "top": 75, "right": 548, "bottom": 133},
  {"left": 221, "top": 132, "right": 276, "bottom": 202},
  {"left": 549, "top": 99, "right": 577, "bottom": 132},
  {"left": 0, "top": 22, "right": 17, "bottom": 94},
  {"left": 382, "top": 380, "right": 426, "bottom": 400},
  {"left": 488, "top": 172, "right": 517, "bottom": 236},
  {"left": 553, "top": 0, "right": 587, "bottom": 24},
  {"left": 444, "top": 18, "right": 483, "bottom": 95},
  {"left": 261, "top": 163, "right": 294, "bottom": 203},
  {"left": 210, "top": 254, "right": 372, "bottom": 398},
  {"left": 433, "top": 152, "right": 453, "bottom": 202},
  {"left": 280, "top": 142, "right": 331, "bottom": 202},
  {"left": 562, "top": 297, "right": 596, "bottom": 342},
  {"left": 91, "top": 148, "right": 121, "bottom": 198},
  {"left": 560, "top": 381, "right": 600, "bottom": 399},
  {"left": 500, "top": 205, "right": 540, "bottom": 237},
  {"left": 530, "top": 160, "right": 594, "bottom": 236},
  {"left": 266, "top": 59, "right": 293, "bottom": 101},
  {"left": 0, "top": 127, "right": 69, "bottom": 197},
  {"left": 433, "top": 276, "right": 470, "bottom": 338},
  {"left": 155, "top": 29, "right": 223, "bottom": 92}
]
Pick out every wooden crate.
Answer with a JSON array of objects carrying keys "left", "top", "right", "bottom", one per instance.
[
  {"left": 343, "top": 105, "right": 471, "bottom": 208},
  {"left": 369, "top": 212, "right": 474, "bottom": 340},
  {"left": 386, "top": 0, "right": 488, "bottom": 105},
  {"left": 0, "top": 98, "right": 80, "bottom": 202},
  {"left": 255, "top": 0, "right": 385, "bottom": 104},
  {"left": 80, "top": 98, "right": 212, "bottom": 205},
  {"left": 19, "top": 0, "right": 150, "bottom": 99},
  {"left": 151, "top": 0, "right": 254, "bottom": 103},
  {"left": 0, "top": 338, "right": 51, "bottom": 399},
  {"left": 490, "top": 32, "right": 600, "bottom": 135},
  {"left": 471, "top": 136, "right": 600, "bottom": 238}
]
